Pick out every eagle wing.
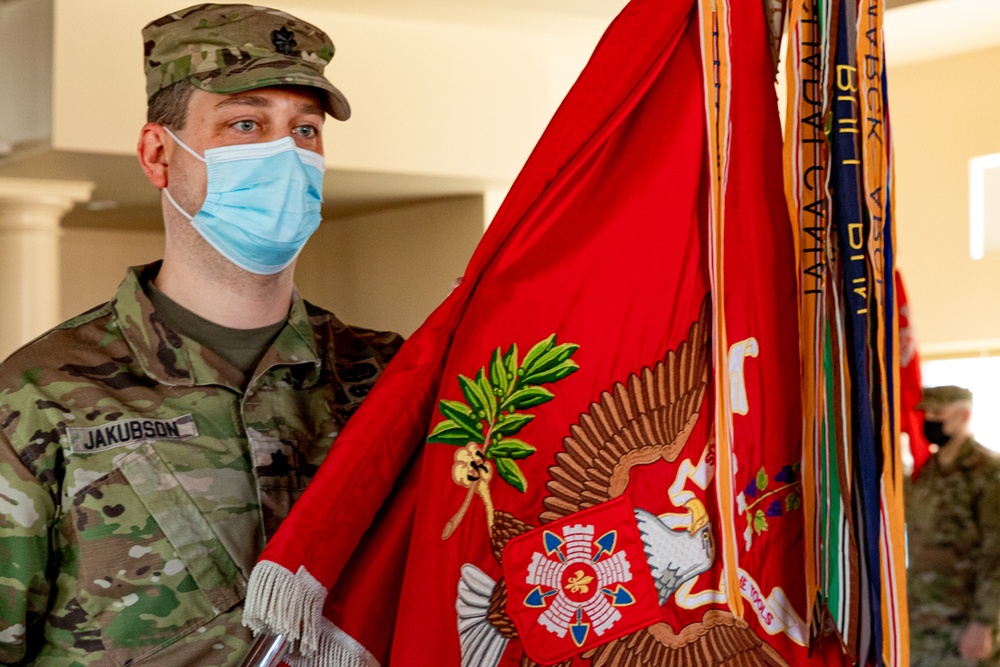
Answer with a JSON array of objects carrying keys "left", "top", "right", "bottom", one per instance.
[
  {"left": 540, "top": 295, "right": 710, "bottom": 524},
  {"left": 583, "top": 611, "right": 789, "bottom": 667}
]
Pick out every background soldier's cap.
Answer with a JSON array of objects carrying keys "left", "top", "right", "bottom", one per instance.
[
  {"left": 917, "top": 385, "right": 973, "bottom": 409},
  {"left": 143, "top": 3, "right": 350, "bottom": 120}
]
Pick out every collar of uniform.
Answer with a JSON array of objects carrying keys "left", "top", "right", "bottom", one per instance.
[
  {"left": 929, "top": 436, "right": 977, "bottom": 472},
  {"left": 113, "top": 263, "right": 244, "bottom": 388},
  {"left": 112, "top": 263, "right": 320, "bottom": 389},
  {"left": 249, "top": 291, "right": 323, "bottom": 389}
]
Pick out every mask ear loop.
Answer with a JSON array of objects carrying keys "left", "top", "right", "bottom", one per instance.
[
  {"left": 161, "top": 127, "right": 205, "bottom": 220},
  {"left": 163, "top": 188, "right": 194, "bottom": 221},
  {"left": 163, "top": 126, "right": 206, "bottom": 162}
]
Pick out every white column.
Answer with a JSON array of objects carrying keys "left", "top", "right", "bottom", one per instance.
[{"left": 0, "top": 178, "right": 93, "bottom": 359}]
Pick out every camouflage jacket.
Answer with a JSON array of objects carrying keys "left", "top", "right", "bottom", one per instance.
[
  {"left": 906, "top": 437, "right": 1000, "bottom": 665},
  {"left": 0, "top": 264, "right": 403, "bottom": 666}
]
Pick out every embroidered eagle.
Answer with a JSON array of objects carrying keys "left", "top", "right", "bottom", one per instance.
[{"left": 457, "top": 296, "right": 788, "bottom": 667}]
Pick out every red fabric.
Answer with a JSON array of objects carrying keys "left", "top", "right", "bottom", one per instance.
[
  {"left": 895, "top": 270, "right": 929, "bottom": 478},
  {"left": 257, "top": 1, "right": 846, "bottom": 664}
]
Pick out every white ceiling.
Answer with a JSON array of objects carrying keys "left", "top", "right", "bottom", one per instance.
[
  {"left": 309, "top": 0, "right": 1000, "bottom": 66},
  {"left": 295, "top": 0, "right": 630, "bottom": 29},
  {"left": 886, "top": 0, "right": 1000, "bottom": 66},
  {"left": 302, "top": 0, "right": 927, "bottom": 24}
]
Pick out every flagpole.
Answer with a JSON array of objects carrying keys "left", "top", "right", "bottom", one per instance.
[{"left": 240, "top": 633, "right": 289, "bottom": 667}]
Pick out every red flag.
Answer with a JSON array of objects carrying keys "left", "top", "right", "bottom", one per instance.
[
  {"left": 243, "top": 1, "right": 850, "bottom": 665},
  {"left": 896, "top": 270, "right": 929, "bottom": 478}
]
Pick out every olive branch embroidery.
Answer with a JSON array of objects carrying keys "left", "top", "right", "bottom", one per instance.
[
  {"left": 737, "top": 462, "right": 802, "bottom": 551},
  {"left": 428, "top": 335, "right": 580, "bottom": 539}
]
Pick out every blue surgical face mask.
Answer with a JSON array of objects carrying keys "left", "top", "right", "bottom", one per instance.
[{"left": 163, "top": 128, "right": 325, "bottom": 275}]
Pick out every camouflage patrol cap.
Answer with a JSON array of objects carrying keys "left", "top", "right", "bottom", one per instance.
[
  {"left": 917, "top": 385, "right": 973, "bottom": 409},
  {"left": 143, "top": 3, "right": 350, "bottom": 120}
]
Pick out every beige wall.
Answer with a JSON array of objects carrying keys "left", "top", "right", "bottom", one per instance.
[
  {"left": 0, "top": 0, "right": 52, "bottom": 146},
  {"left": 59, "top": 228, "right": 165, "bottom": 321},
  {"left": 890, "top": 45, "right": 1000, "bottom": 355},
  {"left": 296, "top": 197, "right": 484, "bottom": 336},
  {"left": 48, "top": 0, "right": 602, "bottom": 183}
]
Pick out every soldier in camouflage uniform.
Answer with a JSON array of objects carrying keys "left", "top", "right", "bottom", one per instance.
[
  {"left": 906, "top": 385, "right": 1000, "bottom": 667},
  {"left": 0, "top": 5, "right": 403, "bottom": 665}
]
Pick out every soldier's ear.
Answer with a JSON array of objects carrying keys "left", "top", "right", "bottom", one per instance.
[
  {"left": 959, "top": 406, "right": 972, "bottom": 423},
  {"left": 137, "top": 123, "right": 170, "bottom": 189}
]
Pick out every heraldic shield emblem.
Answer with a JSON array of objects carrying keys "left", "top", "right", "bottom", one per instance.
[{"left": 501, "top": 497, "right": 661, "bottom": 664}]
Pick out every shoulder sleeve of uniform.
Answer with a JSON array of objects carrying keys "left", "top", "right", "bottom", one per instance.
[
  {"left": 350, "top": 327, "right": 405, "bottom": 366},
  {"left": 972, "top": 456, "right": 1000, "bottom": 624},
  {"left": 0, "top": 424, "right": 56, "bottom": 663},
  {"left": 301, "top": 300, "right": 404, "bottom": 367}
]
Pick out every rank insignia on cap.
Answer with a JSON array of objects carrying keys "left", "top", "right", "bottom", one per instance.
[
  {"left": 501, "top": 496, "right": 662, "bottom": 665},
  {"left": 271, "top": 26, "right": 297, "bottom": 54}
]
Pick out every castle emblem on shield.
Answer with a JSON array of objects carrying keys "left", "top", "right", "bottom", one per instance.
[
  {"left": 524, "top": 523, "right": 636, "bottom": 647},
  {"left": 502, "top": 497, "right": 662, "bottom": 664}
]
